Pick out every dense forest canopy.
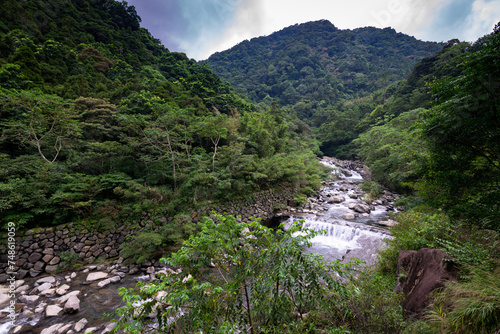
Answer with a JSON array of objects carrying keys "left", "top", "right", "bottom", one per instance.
[
  {"left": 1, "top": 0, "right": 500, "bottom": 332},
  {"left": 203, "top": 20, "right": 444, "bottom": 156},
  {"left": 0, "top": 0, "right": 326, "bottom": 230}
]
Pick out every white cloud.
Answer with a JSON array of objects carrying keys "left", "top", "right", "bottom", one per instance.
[
  {"left": 467, "top": 0, "right": 500, "bottom": 41},
  {"left": 162, "top": 0, "right": 499, "bottom": 59}
]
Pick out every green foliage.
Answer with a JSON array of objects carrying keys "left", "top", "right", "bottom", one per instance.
[
  {"left": 335, "top": 271, "right": 406, "bottom": 333},
  {"left": 377, "top": 210, "right": 451, "bottom": 273},
  {"left": 120, "top": 231, "right": 164, "bottom": 264},
  {"left": 355, "top": 109, "right": 426, "bottom": 192},
  {"left": 417, "top": 27, "right": 500, "bottom": 229},
  {"left": 359, "top": 180, "right": 384, "bottom": 202},
  {"left": 59, "top": 251, "right": 80, "bottom": 270},
  {"left": 119, "top": 213, "right": 198, "bottom": 264},
  {"left": 426, "top": 269, "right": 500, "bottom": 334},
  {"left": 113, "top": 214, "right": 355, "bottom": 333},
  {"left": 203, "top": 20, "right": 443, "bottom": 157},
  {"left": 0, "top": 0, "right": 327, "bottom": 229}
]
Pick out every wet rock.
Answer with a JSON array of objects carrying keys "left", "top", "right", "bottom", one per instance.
[
  {"left": 352, "top": 203, "right": 371, "bottom": 214},
  {"left": 15, "top": 284, "right": 30, "bottom": 293},
  {"left": 395, "top": 248, "right": 458, "bottom": 315},
  {"left": 74, "top": 318, "right": 88, "bottom": 332},
  {"left": 41, "top": 323, "right": 65, "bottom": 334},
  {"left": 379, "top": 219, "right": 398, "bottom": 227},
  {"left": 86, "top": 271, "right": 108, "bottom": 282},
  {"left": 57, "top": 291, "right": 80, "bottom": 305},
  {"left": 64, "top": 295, "right": 80, "bottom": 314},
  {"left": 327, "top": 195, "right": 345, "bottom": 203},
  {"left": 98, "top": 278, "right": 111, "bottom": 288},
  {"left": 45, "top": 304, "right": 63, "bottom": 317},
  {"left": 37, "top": 282, "right": 53, "bottom": 292},
  {"left": 343, "top": 213, "right": 356, "bottom": 220},
  {"left": 40, "top": 288, "right": 56, "bottom": 296},
  {"left": 56, "top": 284, "right": 70, "bottom": 295},
  {"left": 109, "top": 276, "right": 121, "bottom": 283},
  {"left": 0, "top": 292, "right": 10, "bottom": 308},
  {"left": 102, "top": 322, "right": 117, "bottom": 334},
  {"left": 19, "top": 295, "right": 39, "bottom": 304}
]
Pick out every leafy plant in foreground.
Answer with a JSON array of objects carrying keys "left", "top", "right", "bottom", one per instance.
[{"left": 113, "top": 214, "right": 356, "bottom": 333}]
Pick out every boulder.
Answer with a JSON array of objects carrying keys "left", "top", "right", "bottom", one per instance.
[
  {"left": 0, "top": 292, "right": 10, "bottom": 308},
  {"left": 378, "top": 219, "right": 399, "bottom": 227},
  {"left": 74, "top": 318, "right": 88, "bottom": 332},
  {"left": 56, "top": 284, "right": 70, "bottom": 295},
  {"left": 36, "top": 276, "right": 56, "bottom": 285},
  {"left": 352, "top": 203, "right": 371, "bottom": 214},
  {"left": 86, "top": 271, "right": 108, "bottom": 282},
  {"left": 37, "top": 282, "right": 53, "bottom": 293},
  {"left": 394, "top": 248, "right": 458, "bottom": 315},
  {"left": 97, "top": 279, "right": 111, "bottom": 288},
  {"left": 64, "top": 295, "right": 80, "bottom": 314},
  {"left": 45, "top": 305, "right": 63, "bottom": 317},
  {"left": 342, "top": 213, "right": 356, "bottom": 220},
  {"left": 327, "top": 195, "right": 345, "bottom": 203},
  {"left": 57, "top": 291, "right": 80, "bottom": 305},
  {"left": 101, "top": 322, "right": 117, "bottom": 334},
  {"left": 19, "top": 295, "right": 39, "bottom": 304},
  {"left": 40, "top": 323, "right": 64, "bottom": 334}
]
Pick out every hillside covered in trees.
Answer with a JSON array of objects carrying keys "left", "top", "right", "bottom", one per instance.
[
  {"left": 203, "top": 19, "right": 500, "bottom": 333},
  {"left": 203, "top": 20, "right": 444, "bottom": 155},
  {"left": 0, "top": 0, "right": 325, "bottom": 230},
  {"left": 1, "top": 0, "right": 499, "bottom": 333}
]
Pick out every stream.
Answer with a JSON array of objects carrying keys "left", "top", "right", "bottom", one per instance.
[
  {"left": 282, "top": 157, "right": 396, "bottom": 265},
  {"left": 0, "top": 158, "right": 397, "bottom": 334}
]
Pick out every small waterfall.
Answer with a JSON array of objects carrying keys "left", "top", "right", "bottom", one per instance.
[
  {"left": 289, "top": 217, "right": 387, "bottom": 262},
  {"left": 286, "top": 158, "right": 396, "bottom": 265}
]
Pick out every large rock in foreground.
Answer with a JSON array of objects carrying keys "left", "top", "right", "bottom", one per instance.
[{"left": 394, "top": 248, "right": 458, "bottom": 315}]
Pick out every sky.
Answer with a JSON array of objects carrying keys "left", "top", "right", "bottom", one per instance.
[{"left": 125, "top": 0, "right": 500, "bottom": 60}]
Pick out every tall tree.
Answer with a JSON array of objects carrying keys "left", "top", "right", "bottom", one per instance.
[
  {"left": 1, "top": 89, "right": 80, "bottom": 163},
  {"left": 419, "top": 25, "right": 500, "bottom": 228}
]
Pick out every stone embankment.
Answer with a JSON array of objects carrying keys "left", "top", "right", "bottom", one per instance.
[{"left": 0, "top": 188, "right": 295, "bottom": 280}]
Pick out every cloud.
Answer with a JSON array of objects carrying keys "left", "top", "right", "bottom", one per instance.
[
  {"left": 127, "top": 0, "right": 500, "bottom": 60},
  {"left": 199, "top": 0, "right": 266, "bottom": 59},
  {"left": 467, "top": 0, "right": 500, "bottom": 41}
]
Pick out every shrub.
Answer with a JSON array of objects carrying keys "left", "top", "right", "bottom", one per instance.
[
  {"left": 59, "top": 251, "right": 80, "bottom": 270},
  {"left": 120, "top": 231, "right": 163, "bottom": 264},
  {"left": 377, "top": 210, "right": 451, "bottom": 273},
  {"left": 426, "top": 268, "right": 500, "bottom": 334},
  {"left": 113, "top": 214, "right": 356, "bottom": 333}
]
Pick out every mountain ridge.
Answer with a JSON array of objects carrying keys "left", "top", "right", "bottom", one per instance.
[{"left": 202, "top": 19, "right": 444, "bottom": 107}]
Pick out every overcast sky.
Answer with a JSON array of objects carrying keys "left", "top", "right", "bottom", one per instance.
[{"left": 125, "top": 0, "right": 500, "bottom": 60}]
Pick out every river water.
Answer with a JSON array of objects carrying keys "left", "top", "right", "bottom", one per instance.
[
  {"left": 0, "top": 158, "right": 395, "bottom": 333},
  {"left": 283, "top": 158, "right": 394, "bottom": 266}
]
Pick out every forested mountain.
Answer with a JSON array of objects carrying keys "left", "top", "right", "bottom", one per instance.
[
  {"left": 203, "top": 20, "right": 443, "bottom": 155},
  {"left": 0, "top": 0, "right": 325, "bottom": 230}
]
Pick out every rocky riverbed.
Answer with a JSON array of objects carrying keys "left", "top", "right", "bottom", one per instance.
[
  {"left": 0, "top": 258, "right": 179, "bottom": 334},
  {"left": 0, "top": 157, "right": 400, "bottom": 333},
  {"left": 281, "top": 157, "right": 399, "bottom": 265}
]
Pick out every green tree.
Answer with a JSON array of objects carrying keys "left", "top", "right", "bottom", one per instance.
[
  {"left": 1, "top": 89, "right": 80, "bottom": 163},
  {"left": 419, "top": 26, "right": 500, "bottom": 227},
  {"left": 113, "top": 214, "right": 355, "bottom": 333}
]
